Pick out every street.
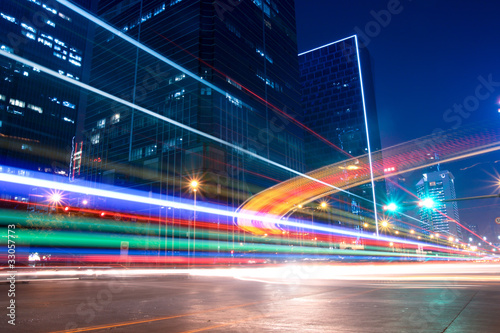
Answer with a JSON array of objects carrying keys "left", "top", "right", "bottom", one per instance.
[{"left": 1, "top": 263, "right": 500, "bottom": 332}]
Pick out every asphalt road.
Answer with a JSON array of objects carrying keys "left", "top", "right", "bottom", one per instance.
[{"left": 1, "top": 265, "right": 500, "bottom": 333}]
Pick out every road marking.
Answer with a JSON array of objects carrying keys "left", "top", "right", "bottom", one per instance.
[
  {"left": 52, "top": 286, "right": 383, "bottom": 333},
  {"left": 50, "top": 301, "right": 263, "bottom": 333}
]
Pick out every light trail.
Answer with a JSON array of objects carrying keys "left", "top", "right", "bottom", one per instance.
[
  {"left": 0, "top": 49, "right": 365, "bottom": 206},
  {"left": 3, "top": 263, "right": 499, "bottom": 282},
  {"left": 236, "top": 124, "right": 500, "bottom": 236}
]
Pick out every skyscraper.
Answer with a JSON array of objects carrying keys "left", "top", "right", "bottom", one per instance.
[
  {"left": 0, "top": 0, "right": 91, "bottom": 176},
  {"left": 82, "top": 0, "right": 304, "bottom": 207},
  {"left": 298, "top": 35, "right": 380, "bottom": 171},
  {"left": 416, "top": 170, "right": 462, "bottom": 239},
  {"left": 298, "top": 35, "right": 381, "bottom": 228}
]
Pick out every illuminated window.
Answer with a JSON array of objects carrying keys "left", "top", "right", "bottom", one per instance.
[
  {"left": 154, "top": 3, "right": 166, "bottom": 16},
  {"left": 9, "top": 99, "right": 25, "bottom": 108},
  {"left": 69, "top": 59, "right": 81, "bottom": 67},
  {"left": 145, "top": 144, "right": 157, "bottom": 157},
  {"left": 170, "top": 0, "right": 183, "bottom": 6},
  {"left": 63, "top": 101, "right": 76, "bottom": 109},
  {"left": 1, "top": 45, "right": 14, "bottom": 53},
  {"left": 1, "top": 13, "right": 16, "bottom": 24},
  {"left": 27, "top": 104, "right": 43, "bottom": 113},
  {"left": 41, "top": 33, "right": 53, "bottom": 40},
  {"left": 22, "top": 31, "right": 35, "bottom": 40},
  {"left": 43, "top": 4, "right": 57, "bottom": 15},
  {"left": 0, "top": 94, "right": 5, "bottom": 101},
  {"left": 91, "top": 134, "right": 100, "bottom": 145},
  {"left": 97, "top": 118, "right": 106, "bottom": 129},
  {"left": 37, "top": 37, "right": 52, "bottom": 48},
  {"left": 54, "top": 39, "right": 66, "bottom": 47},
  {"left": 63, "top": 117, "right": 74, "bottom": 123},
  {"left": 21, "top": 23, "right": 36, "bottom": 33},
  {"left": 226, "top": 78, "right": 242, "bottom": 90},
  {"left": 226, "top": 94, "right": 242, "bottom": 108},
  {"left": 69, "top": 53, "right": 82, "bottom": 61},
  {"left": 110, "top": 113, "right": 120, "bottom": 124},
  {"left": 53, "top": 52, "right": 66, "bottom": 60},
  {"left": 58, "top": 12, "right": 72, "bottom": 22}
]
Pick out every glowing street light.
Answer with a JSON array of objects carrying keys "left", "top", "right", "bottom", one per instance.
[
  {"left": 381, "top": 220, "right": 389, "bottom": 228},
  {"left": 320, "top": 202, "right": 327, "bottom": 209},
  {"left": 189, "top": 179, "right": 200, "bottom": 267},
  {"left": 410, "top": 230, "right": 415, "bottom": 234},
  {"left": 49, "top": 192, "right": 62, "bottom": 205},
  {"left": 190, "top": 180, "right": 198, "bottom": 191}
]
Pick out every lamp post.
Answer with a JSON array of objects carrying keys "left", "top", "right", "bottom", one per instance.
[{"left": 190, "top": 180, "right": 198, "bottom": 267}]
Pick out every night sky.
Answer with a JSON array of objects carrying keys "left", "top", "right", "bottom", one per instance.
[{"left": 295, "top": 0, "right": 500, "bottom": 238}]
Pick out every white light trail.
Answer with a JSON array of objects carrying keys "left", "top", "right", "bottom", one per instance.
[{"left": 0, "top": 171, "right": 470, "bottom": 253}]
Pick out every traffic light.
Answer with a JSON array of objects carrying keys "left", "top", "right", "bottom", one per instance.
[
  {"left": 383, "top": 202, "right": 398, "bottom": 212},
  {"left": 418, "top": 198, "right": 434, "bottom": 209}
]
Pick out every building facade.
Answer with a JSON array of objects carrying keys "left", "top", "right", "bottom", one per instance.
[
  {"left": 0, "top": 0, "right": 91, "bottom": 176},
  {"left": 298, "top": 35, "right": 381, "bottom": 229},
  {"left": 81, "top": 0, "right": 304, "bottom": 208},
  {"left": 416, "top": 170, "right": 462, "bottom": 239}
]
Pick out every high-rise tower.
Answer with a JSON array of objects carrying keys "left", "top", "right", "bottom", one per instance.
[
  {"left": 416, "top": 170, "right": 462, "bottom": 239},
  {"left": 0, "top": 0, "right": 91, "bottom": 176},
  {"left": 82, "top": 0, "right": 304, "bottom": 207}
]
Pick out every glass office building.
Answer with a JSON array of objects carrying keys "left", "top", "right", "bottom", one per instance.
[
  {"left": 298, "top": 35, "right": 382, "bottom": 229},
  {"left": 0, "top": 0, "right": 92, "bottom": 176},
  {"left": 416, "top": 170, "right": 462, "bottom": 239},
  {"left": 81, "top": 0, "right": 304, "bottom": 208},
  {"left": 299, "top": 35, "right": 380, "bottom": 171}
]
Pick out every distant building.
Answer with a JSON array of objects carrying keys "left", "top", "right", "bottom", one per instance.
[
  {"left": 416, "top": 170, "right": 462, "bottom": 239},
  {"left": 298, "top": 35, "right": 382, "bottom": 229},
  {"left": 0, "top": 0, "right": 91, "bottom": 176}
]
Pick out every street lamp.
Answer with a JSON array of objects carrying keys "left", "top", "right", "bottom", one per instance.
[{"left": 190, "top": 180, "right": 199, "bottom": 267}]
